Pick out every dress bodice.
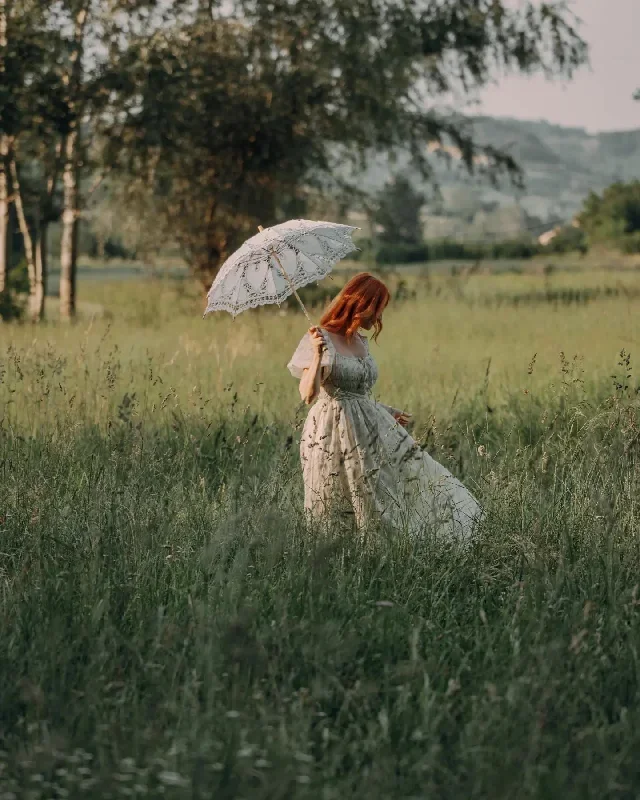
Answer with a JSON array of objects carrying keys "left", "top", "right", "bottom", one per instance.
[
  {"left": 321, "top": 331, "right": 378, "bottom": 399},
  {"left": 286, "top": 327, "right": 378, "bottom": 400}
]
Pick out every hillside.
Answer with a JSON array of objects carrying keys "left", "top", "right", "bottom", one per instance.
[{"left": 345, "top": 117, "right": 640, "bottom": 237}]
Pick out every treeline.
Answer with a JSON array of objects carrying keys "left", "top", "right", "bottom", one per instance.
[
  {"left": 354, "top": 173, "right": 588, "bottom": 266},
  {"left": 357, "top": 174, "right": 640, "bottom": 266},
  {"left": 0, "top": 0, "right": 586, "bottom": 321},
  {"left": 363, "top": 228, "right": 587, "bottom": 264},
  {"left": 578, "top": 181, "right": 640, "bottom": 255},
  {"left": 360, "top": 238, "right": 548, "bottom": 265}
]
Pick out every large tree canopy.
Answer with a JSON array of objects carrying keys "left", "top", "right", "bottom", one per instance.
[{"left": 107, "top": 0, "right": 586, "bottom": 288}]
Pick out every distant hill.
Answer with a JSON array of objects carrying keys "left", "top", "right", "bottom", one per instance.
[{"left": 344, "top": 117, "right": 640, "bottom": 237}]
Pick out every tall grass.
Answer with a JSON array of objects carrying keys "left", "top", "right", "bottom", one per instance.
[{"left": 1, "top": 273, "right": 640, "bottom": 798}]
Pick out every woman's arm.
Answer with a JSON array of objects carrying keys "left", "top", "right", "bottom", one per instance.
[
  {"left": 299, "top": 353, "right": 323, "bottom": 404},
  {"left": 298, "top": 327, "right": 326, "bottom": 404},
  {"left": 378, "top": 401, "right": 412, "bottom": 428}
]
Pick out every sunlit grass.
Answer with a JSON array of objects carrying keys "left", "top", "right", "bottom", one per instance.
[
  {"left": 3, "top": 268, "right": 640, "bottom": 429},
  {"left": 1, "top": 265, "right": 640, "bottom": 798}
]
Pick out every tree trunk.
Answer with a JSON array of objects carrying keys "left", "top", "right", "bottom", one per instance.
[
  {"left": 10, "top": 154, "right": 47, "bottom": 321},
  {"left": 31, "top": 221, "right": 47, "bottom": 321},
  {"left": 0, "top": 0, "right": 9, "bottom": 295},
  {"left": 0, "top": 139, "right": 9, "bottom": 295},
  {"left": 59, "top": 5, "right": 87, "bottom": 321},
  {"left": 9, "top": 156, "right": 39, "bottom": 319},
  {"left": 59, "top": 131, "right": 79, "bottom": 320},
  {"left": 32, "top": 139, "right": 62, "bottom": 321}
]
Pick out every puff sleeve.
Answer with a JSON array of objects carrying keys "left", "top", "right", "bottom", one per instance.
[{"left": 287, "top": 332, "right": 333, "bottom": 380}]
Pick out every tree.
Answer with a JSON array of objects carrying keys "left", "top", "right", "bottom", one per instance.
[
  {"left": 0, "top": 0, "right": 160, "bottom": 321},
  {"left": 112, "top": 0, "right": 586, "bottom": 289},
  {"left": 47, "top": 0, "right": 180, "bottom": 319},
  {"left": 578, "top": 181, "right": 640, "bottom": 250},
  {"left": 110, "top": 16, "right": 317, "bottom": 290},
  {"left": 57, "top": 2, "right": 88, "bottom": 321},
  {"left": 373, "top": 175, "right": 425, "bottom": 245},
  {"left": 0, "top": 0, "right": 9, "bottom": 297},
  {"left": 9, "top": 84, "right": 66, "bottom": 322},
  {"left": 0, "top": 0, "right": 66, "bottom": 320}
]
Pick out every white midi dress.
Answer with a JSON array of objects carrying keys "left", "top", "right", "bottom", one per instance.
[{"left": 287, "top": 329, "right": 482, "bottom": 541}]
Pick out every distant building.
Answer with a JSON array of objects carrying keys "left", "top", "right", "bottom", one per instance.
[
  {"left": 538, "top": 218, "right": 580, "bottom": 245},
  {"left": 538, "top": 227, "right": 561, "bottom": 245}
]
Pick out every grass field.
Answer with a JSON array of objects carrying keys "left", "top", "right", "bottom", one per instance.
[{"left": 2, "top": 261, "right": 640, "bottom": 798}]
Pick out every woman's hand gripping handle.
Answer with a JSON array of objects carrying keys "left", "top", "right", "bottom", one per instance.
[{"left": 298, "top": 326, "right": 326, "bottom": 405}]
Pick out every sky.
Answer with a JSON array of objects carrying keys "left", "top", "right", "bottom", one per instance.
[{"left": 473, "top": 0, "right": 640, "bottom": 133}]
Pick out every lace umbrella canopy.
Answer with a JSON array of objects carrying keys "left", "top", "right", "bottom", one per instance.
[{"left": 204, "top": 219, "right": 359, "bottom": 322}]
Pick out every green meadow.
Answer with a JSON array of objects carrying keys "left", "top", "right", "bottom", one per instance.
[{"left": 2, "top": 260, "right": 640, "bottom": 798}]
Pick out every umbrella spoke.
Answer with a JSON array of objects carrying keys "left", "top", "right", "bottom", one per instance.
[{"left": 297, "top": 250, "right": 327, "bottom": 277}]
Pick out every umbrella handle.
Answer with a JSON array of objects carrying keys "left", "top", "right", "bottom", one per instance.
[{"left": 258, "top": 225, "right": 313, "bottom": 325}]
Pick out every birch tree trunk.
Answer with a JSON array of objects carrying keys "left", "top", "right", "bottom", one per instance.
[
  {"left": 32, "top": 142, "right": 61, "bottom": 322},
  {"left": 0, "top": 140, "right": 9, "bottom": 295},
  {"left": 10, "top": 154, "right": 48, "bottom": 322},
  {"left": 59, "top": 4, "right": 87, "bottom": 321},
  {"left": 59, "top": 130, "right": 79, "bottom": 319},
  {"left": 8, "top": 156, "right": 40, "bottom": 320},
  {"left": 33, "top": 221, "right": 47, "bottom": 320},
  {"left": 0, "top": 0, "right": 9, "bottom": 295}
]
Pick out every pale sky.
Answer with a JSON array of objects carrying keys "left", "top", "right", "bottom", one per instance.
[{"left": 473, "top": 0, "right": 640, "bottom": 133}]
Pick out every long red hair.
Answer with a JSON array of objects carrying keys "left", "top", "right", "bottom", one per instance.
[{"left": 320, "top": 272, "right": 390, "bottom": 341}]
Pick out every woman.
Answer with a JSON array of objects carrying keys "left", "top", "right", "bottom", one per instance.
[{"left": 287, "top": 272, "right": 482, "bottom": 541}]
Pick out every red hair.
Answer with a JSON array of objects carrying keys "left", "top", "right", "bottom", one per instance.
[{"left": 320, "top": 272, "right": 390, "bottom": 341}]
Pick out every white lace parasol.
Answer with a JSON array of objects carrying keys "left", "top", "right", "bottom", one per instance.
[{"left": 204, "top": 219, "right": 359, "bottom": 321}]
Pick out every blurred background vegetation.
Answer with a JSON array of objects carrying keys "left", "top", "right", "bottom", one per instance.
[
  {"left": 1, "top": 0, "right": 615, "bottom": 324},
  {"left": 3, "top": 0, "right": 640, "bottom": 326}
]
